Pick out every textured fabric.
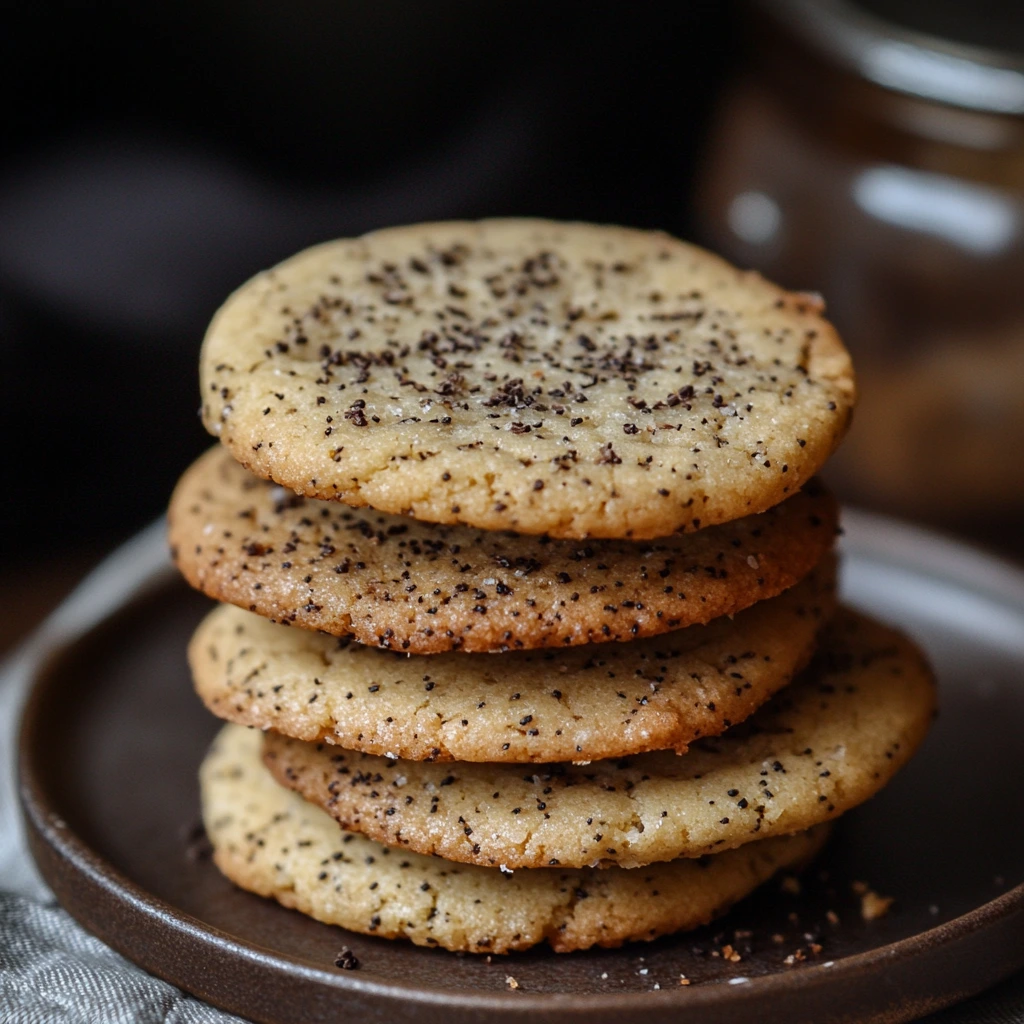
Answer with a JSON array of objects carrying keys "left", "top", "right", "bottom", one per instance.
[
  {"left": 0, "top": 894, "right": 245, "bottom": 1024},
  {"left": 930, "top": 974, "right": 1024, "bottom": 1024},
  {"left": 0, "top": 522, "right": 1021, "bottom": 1023}
]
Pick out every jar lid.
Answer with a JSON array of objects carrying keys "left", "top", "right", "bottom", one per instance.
[{"left": 762, "top": 0, "right": 1024, "bottom": 115}]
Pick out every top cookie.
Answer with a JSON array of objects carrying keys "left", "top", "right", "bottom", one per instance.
[{"left": 200, "top": 219, "right": 854, "bottom": 539}]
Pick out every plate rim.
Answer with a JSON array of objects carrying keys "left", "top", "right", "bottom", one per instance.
[{"left": 15, "top": 509, "right": 1024, "bottom": 1021}]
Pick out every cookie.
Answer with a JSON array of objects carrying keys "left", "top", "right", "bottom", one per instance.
[
  {"left": 203, "top": 724, "right": 829, "bottom": 953},
  {"left": 264, "top": 608, "right": 935, "bottom": 869},
  {"left": 199, "top": 219, "right": 855, "bottom": 539},
  {"left": 190, "top": 557, "right": 835, "bottom": 762},
  {"left": 169, "top": 447, "right": 838, "bottom": 654}
]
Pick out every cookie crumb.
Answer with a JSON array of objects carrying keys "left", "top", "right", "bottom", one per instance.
[
  {"left": 506, "top": 976, "right": 519, "bottom": 990},
  {"left": 860, "top": 890, "right": 894, "bottom": 921},
  {"left": 334, "top": 946, "right": 360, "bottom": 970},
  {"left": 182, "top": 819, "right": 213, "bottom": 863},
  {"left": 720, "top": 943, "right": 742, "bottom": 963},
  {"left": 679, "top": 974, "right": 691, "bottom": 986}
]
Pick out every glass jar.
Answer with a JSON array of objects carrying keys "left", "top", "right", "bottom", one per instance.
[{"left": 694, "top": 0, "right": 1024, "bottom": 538}]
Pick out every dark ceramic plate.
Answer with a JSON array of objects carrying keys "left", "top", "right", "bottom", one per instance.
[{"left": 18, "top": 512, "right": 1024, "bottom": 1024}]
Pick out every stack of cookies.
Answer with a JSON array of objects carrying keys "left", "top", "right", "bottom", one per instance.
[{"left": 168, "top": 220, "right": 935, "bottom": 955}]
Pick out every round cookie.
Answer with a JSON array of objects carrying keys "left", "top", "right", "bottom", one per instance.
[
  {"left": 169, "top": 447, "right": 838, "bottom": 654},
  {"left": 204, "top": 724, "right": 830, "bottom": 953},
  {"left": 200, "top": 219, "right": 855, "bottom": 540},
  {"left": 190, "top": 557, "right": 835, "bottom": 762},
  {"left": 264, "top": 608, "right": 936, "bottom": 869}
]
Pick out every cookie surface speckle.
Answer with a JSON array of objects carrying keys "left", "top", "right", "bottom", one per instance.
[
  {"left": 200, "top": 219, "right": 854, "bottom": 539},
  {"left": 190, "top": 558, "right": 835, "bottom": 762},
  {"left": 264, "top": 609, "right": 935, "bottom": 869},
  {"left": 203, "top": 724, "right": 829, "bottom": 953},
  {"left": 169, "top": 447, "right": 838, "bottom": 654}
]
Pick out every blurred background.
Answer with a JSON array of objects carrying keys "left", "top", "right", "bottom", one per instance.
[{"left": 2, "top": 0, "right": 1023, "bottom": 650}]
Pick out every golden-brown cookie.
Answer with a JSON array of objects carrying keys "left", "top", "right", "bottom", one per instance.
[
  {"left": 200, "top": 219, "right": 855, "bottom": 539},
  {"left": 169, "top": 447, "right": 838, "bottom": 654},
  {"left": 190, "top": 557, "right": 835, "bottom": 762},
  {"left": 203, "top": 724, "right": 830, "bottom": 953},
  {"left": 264, "top": 609, "right": 935, "bottom": 869}
]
